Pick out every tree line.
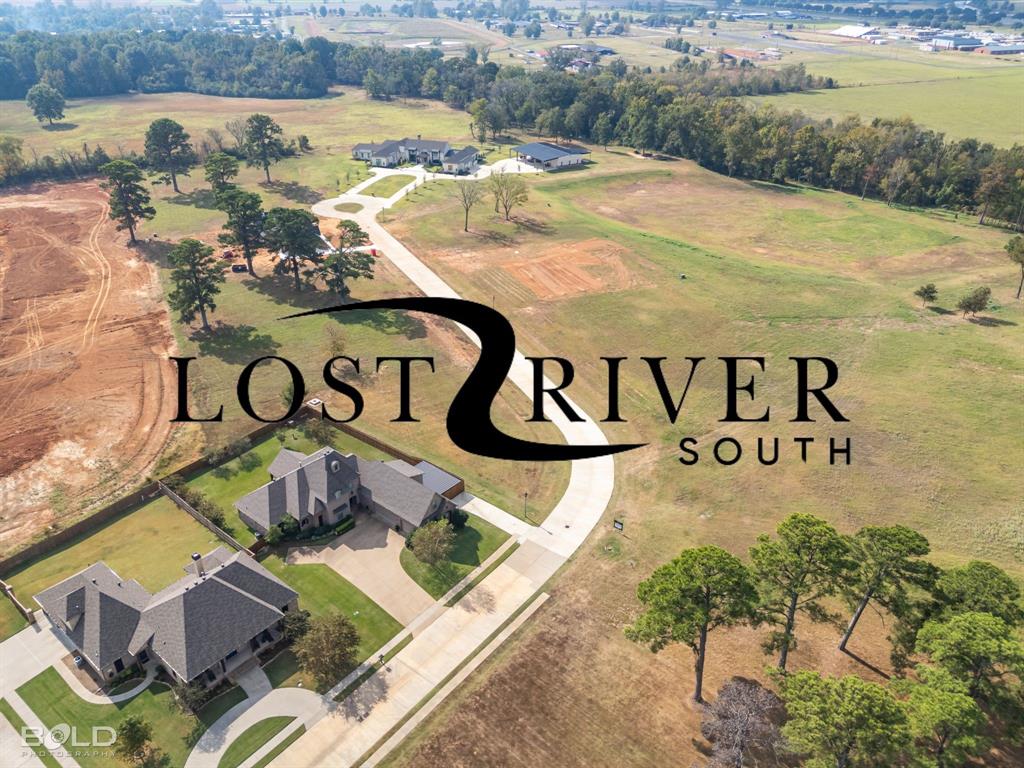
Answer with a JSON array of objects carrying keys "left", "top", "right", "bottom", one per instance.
[
  {"left": 2, "top": 29, "right": 1022, "bottom": 226},
  {"left": 627, "top": 514, "right": 1024, "bottom": 767}
]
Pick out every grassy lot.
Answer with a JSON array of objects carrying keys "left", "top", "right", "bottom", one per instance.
[
  {"left": 185, "top": 426, "right": 391, "bottom": 546},
  {"left": 741, "top": 37, "right": 1024, "bottom": 146},
  {"left": 218, "top": 716, "right": 295, "bottom": 768},
  {"left": 362, "top": 174, "right": 418, "bottom": 198},
  {"left": 197, "top": 685, "right": 248, "bottom": 728},
  {"left": 399, "top": 515, "right": 509, "bottom": 599},
  {"left": 17, "top": 668, "right": 198, "bottom": 768},
  {"left": 381, "top": 148, "right": 1024, "bottom": 768},
  {"left": 0, "top": 597, "right": 28, "bottom": 641},
  {"left": 754, "top": 65, "right": 1024, "bottom": 147},
  {"left": 0, "top": 697, "right": 62, "bottom": 768},
  {"left": 3, "top": 496, "right": 222, "bottom": 610},
  {"left": 260, "top": 553, "right": 402, "bottom": 669},
  {"left": 251, "top": 724, "right": 305, "bottom": 768}
]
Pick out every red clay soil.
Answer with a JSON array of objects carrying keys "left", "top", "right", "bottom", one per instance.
[{"left": 0, "top": 182, "right": 177, "bottom": 556}]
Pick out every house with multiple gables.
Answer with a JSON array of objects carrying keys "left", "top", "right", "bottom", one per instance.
[
  {"left": 351, "top": 137, "right": 479, "bottom": 174},
  {"left": 34, "top": 547, "right": 298, "bottom": 688},
  {"left": 235, "top": 447, "right": 461, "bottom": 537}
]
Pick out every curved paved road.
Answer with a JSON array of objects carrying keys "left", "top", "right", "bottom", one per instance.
[{"left": 263, "top": 164, "right": 617, "bottom": 767}]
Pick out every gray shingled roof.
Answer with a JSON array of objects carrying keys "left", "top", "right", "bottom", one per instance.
[
  {"left": 138, "top": 548, "right": 296, "bottom": 682},
  {"left": 268, "top": 448, "right": 305, "bottom": 479},
  {"left": 35, "top": 563, "right": 150, "bottom": 672},
  {"left": 356, "top": 457, "right": 447, "bottom": 527},
  {"left": 36, "top": 549, "right": 297, "bottom": 683},
  {"left": 403, "top": 138, "right": 449, "bottom": 152},
  {"left": 445, "top": 146, "right": 478, "bottom": 164},
  {"left": 236, "top": 448, "right": 360, "bottom": 532}
]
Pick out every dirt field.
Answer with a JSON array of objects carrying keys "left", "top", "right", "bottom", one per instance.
[{"left": 0, "top": 183, "right": 177, "bottom": 555}]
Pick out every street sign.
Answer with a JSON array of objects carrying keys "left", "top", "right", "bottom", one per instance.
[{"left": 613, "top": 519, "right": 624, "bottom": 531}]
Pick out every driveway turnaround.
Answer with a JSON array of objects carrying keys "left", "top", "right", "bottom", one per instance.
[
  {"left": 258, "top": 166, "right": 617, "bottom": 767},
  {"left": 286, "top": 514, "right": 433, "bottom": 626}
]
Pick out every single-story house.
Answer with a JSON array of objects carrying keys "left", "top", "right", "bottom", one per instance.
[
  {"left": 513, "top": 141, "right": 591, "bottom": 170},
  {"left": 352, "top": 137, "right": 461, "bottom": 168},
  {"left": 441, "top": 145, "right": 479, "bottom": 174},
  {"left": 235, "top": 447, "right": 458, "bottom": 536},
  {"left": 34, "top": 548, "right": 297, "bottom": 688}
]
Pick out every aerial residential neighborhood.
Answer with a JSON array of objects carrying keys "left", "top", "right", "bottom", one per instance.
[{"left": 0, "top": 1, "right": 1021, "bottom": 767}]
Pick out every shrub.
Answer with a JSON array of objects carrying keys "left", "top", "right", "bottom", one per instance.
[
  {"left": 265, "top": 525, "right": 283, "bottom": 545},
  {"left": 449, "top": 508, "right": 469, "bottom": 530}
]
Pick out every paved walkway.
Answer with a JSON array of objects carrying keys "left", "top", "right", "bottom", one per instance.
[
  {"left": 184, "top": 686, "right": 322, "bottom": 768},
  {"left": 0, "top": 705, "right": 50, "bottom": 768},
  {"left": 260, "top": 162, "right": 615, "bottom": 767},
  {"left": 53, "top": 660, "right": 155, "bottom": 704},
  {"left": 5, "top": 692, "right": 80, "bottom": 768},
  {"left": 452, "top": 492, "right": 533, "bottom": 539},
  {"left": 230, "top": 664, "right": 273, "bottom": 701},
  {"left": 286, "top": 514, "right": 431, "bottom": 626}
]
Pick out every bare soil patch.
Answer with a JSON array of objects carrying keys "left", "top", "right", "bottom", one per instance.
[
  {"left": 0, "top": 182, "right": 177, "bottom": 555},
  {"left": 502, "top": 238, "right": 633, "bottom": 300}
]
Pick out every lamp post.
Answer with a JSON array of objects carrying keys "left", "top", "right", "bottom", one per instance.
[{"left": 523, "top": 490, "right": 530, "bottom": 522}]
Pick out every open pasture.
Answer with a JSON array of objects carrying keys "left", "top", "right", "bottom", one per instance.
[{"left": 381, "top": 148, "right": 1023, "bottom": 768}]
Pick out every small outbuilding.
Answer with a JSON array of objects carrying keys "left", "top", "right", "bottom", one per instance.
[{"left": 513, "top": 141, "right": 591, "bottom": 170}]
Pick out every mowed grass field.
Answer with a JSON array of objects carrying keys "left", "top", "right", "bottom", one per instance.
[
  {"left": 741, "top": 37, "right": 1024, "bottom": 146},
  {"left": 378, "top": 149, "right": 1023, "bottom": 768},
  {"left": 3, "top": 496, "right": 222, "bottom": 617}
]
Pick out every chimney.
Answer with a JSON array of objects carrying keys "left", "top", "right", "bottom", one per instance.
[{"left": 191, "top": 552, "right": 204, "bottom": 577}]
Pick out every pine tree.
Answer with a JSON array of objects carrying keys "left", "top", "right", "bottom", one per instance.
[
  {"left": 167, "top": 238, "right": 225, "bottom": 332},
  {"left": 99, "top": 160, "right": 155, "bottom": 245}
]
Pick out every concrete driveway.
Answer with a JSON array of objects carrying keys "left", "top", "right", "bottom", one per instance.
[
  {"left": 285, "top": 514, "right": 433, "bottom": 626},
  {"left": 0, "top": 615, "right": 75, "bottom": 698}
]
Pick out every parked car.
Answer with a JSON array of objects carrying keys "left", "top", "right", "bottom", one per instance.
[{"left": 230, "top": 264, "right": 248, "bottom": 273}]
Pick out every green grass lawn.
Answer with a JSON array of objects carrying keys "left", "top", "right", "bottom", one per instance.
[
  {"left": 218, "top": 716, "right": 295, "bottom": 768},
  {"left": 0, "top": 596, "right": 28, "bottom": 641},
  {"left": 362, "top": 174, "right": 418, "bottom": 198},
  {"left": 17, "top": 668, "right": 199, "bottom": 768},
  {"left": 335, "top": 202, "right": 364, "bottom": 213},
  {"left": 753, "top": 54, "right": 1024, "bottom": 147},
  {"left": 388, "top": 149, "right": 1024, "bottom": 582},
  {"left": 399, "top": 515, "right": 510, "bottom": 599},
  {"left": 197, "top": 685, "right": 248, "bottom": 728},
  {"left": 0, "top": 697, "right": 62, "bottom": 768},
  {"left": 260, "top": 553, "right": 402, "bottom": 664},
  {"left": 185, "top": 427, "right": 391, "bottom": 546},
  {"left": 3, "top": 496, "right": 223, "bottom": 611},
  {"left": 251, "top": 724, "right": 305, "bottom": 768}
]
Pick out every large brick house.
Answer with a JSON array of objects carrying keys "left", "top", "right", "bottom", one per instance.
[
  {"left": 35, "top": 548, "right": 297, "bottom": 688},
  {"left": 234, "top": 447, "right": 460, "bottom": 537}
]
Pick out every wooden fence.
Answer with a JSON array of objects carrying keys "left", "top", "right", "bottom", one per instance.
[{"left": 0, "top": 406, "right": 462, "bottom": 619}]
